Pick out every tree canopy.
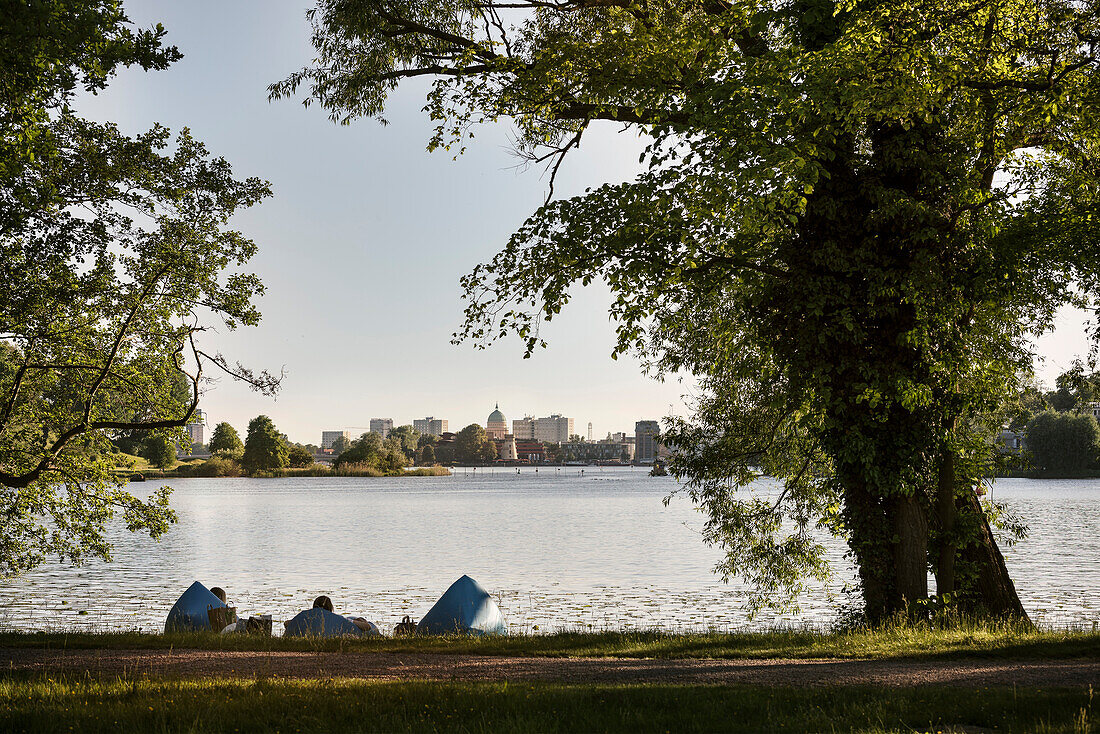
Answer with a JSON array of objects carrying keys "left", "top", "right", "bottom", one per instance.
[
  {"left": 241, "top": 416, "right": 289, "bottom": 474},
  {"left": 273, "top": 0, "right": 1100, "bottom": 620},
  {"left": 1, "top": 1, "right": 277, "bottom": 576},
  {"left": 1025, "top": 411, "right": 1100, "bottom": 474},
  {"left": 208, "top": 422, "right": 244, "bottom": 456},
  {"left": 454, "top": 424, "right": 498, "bottom": 464}
]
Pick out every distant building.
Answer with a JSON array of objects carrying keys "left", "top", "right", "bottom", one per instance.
[
  {"left": 587, "top": 422, "right": 593, "bottom": 441},
  {"left": 513, "top": 416, "right": 536, "bottom": 440},
  {"left": 514, "top": 439, "right": 546, "bottom": 462},
  {"left": 535, "top": 414, "right": 574, "bottom": 445},
  {"left": 185, "top": 409, "right": 208, "bottom": 446},
  {"left": 635, "top": 420, "right": 660, "bottom": 462},
  {"left": 486, "top": 404, "right": 508, "bottom": 439},
  {"left": 998, "top": 428, "right": 1025, "bottom": 452},
  {"left": 369, "top": 418, "right": 393, "bottom": 439},
  {"left": 562, "top": 440, "right": 634, "bottom": 462},
  {"left": 321, "top": 430, "right": 350, "bottom": 450},
  {"left": 413, "top": 417, "right": 448, "bottom": 437},
  {"left": 500, "top": 435, "right": 518, "bottom": 461}
]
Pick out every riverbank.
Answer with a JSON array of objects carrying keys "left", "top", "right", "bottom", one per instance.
[{"left": 3, "top": 629, "right": 1097, "bottom": 733}]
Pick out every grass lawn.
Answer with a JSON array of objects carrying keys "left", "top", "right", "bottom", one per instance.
[
  {"left": 2, "top": 621, "right": 1098, "bottom": 660},
  {"left": 1, "top": 675, "right": 1095, "bottom": 733}
]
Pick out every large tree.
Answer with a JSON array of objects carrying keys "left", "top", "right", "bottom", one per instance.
[
  {"left": 208, "top": 422, "right": 244, "bottom": 456},
  {"left": 274, "top": 0, "right": 1100, "bottom": 621},
  {"left": 241, "top": 416, "right": 289, "bottom": 474},
  {"left": 1, "top": 1, "right": 277, "bottom": 576}
]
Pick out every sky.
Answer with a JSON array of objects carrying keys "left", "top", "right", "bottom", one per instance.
[{"left": 77, "top": 1, "right": 1094, "bottom": 444}]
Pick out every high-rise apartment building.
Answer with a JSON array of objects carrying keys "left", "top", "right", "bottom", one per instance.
[
  {"left": 413, "top": 417, "right": 448, "bottom": 437},
  {"left": 369, "top": 418, "right": 393, "bottom": 439},
  {"left": 635, "top": 420, "right": 660, "bottom": 462},
  {"left": 535, "top": 414, "right": 574, "bottom": 445},
  {"left": 512, "top": 416, "right": 535, "bottom": 440},
  {"left": 321, "top": 430, "right": 350, "bottom": 450},
  {"left": 185, "top": 409, "right": 207, "bottom": 446}
]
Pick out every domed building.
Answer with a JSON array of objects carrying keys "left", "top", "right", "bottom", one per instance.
[{"left": 486, "top": 404, "right": 508, "bottom": 439}]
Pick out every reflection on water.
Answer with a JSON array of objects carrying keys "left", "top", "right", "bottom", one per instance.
[{"left": 0, "top": 470, "right": 1096, "bottom": 633}]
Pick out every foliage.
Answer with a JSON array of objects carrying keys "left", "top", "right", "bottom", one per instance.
[
  {"left": 188, "top": 455, "right": 242, "bottom": 478},
  {"left": 419, "top": 444, "right": 436, "bottom": 465},
  {"left": 454, "top": 424, "right": 497, "bottom": 464},
  {"left": 0, "top": 1, "right": 278, "bottom": 576},
  {"left": 330, "top": 434, "right": 350, "bottom": 455},
  {"left": 333, "top": 432, "right": 404, "bottom": 472},
  {"left": 286, "top": 444, "right": 315, "bottom": 468},
  {"left": 270, "top": 0, "right": 1100, "bottom": 621},
  {"left": 139, "top": 434, "right": 175, "bottom": 470},
  {"left": 241, "top": 416, "right": 288, "bottom": 475},
  {"left": 208, "top": 422, "right": 244, "bottom": 456},
  {"left": 1025, "top": 411, "right": 1100, "bottom": 474},
  {"left": 387, "top": 424, "right": 420, "bottom": 463}
]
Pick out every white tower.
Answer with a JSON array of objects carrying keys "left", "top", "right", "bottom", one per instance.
[{"left": 588, "top": 422, "right": 593, "bottom": 441}]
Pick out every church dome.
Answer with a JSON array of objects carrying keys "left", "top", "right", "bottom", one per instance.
[{"left": 487, "top": 404, "right": 506, "bottom": 424}]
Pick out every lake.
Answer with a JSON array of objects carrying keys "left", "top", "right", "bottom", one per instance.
[{"left": 0, "top": 468, "right": 1096, "bottom": 634}]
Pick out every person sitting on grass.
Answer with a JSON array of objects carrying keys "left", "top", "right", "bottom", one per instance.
[{"left": 313, "top": 595, "right": 380, "bottom": 636}]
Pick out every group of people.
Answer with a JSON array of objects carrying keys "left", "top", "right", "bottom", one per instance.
[{"left": 208, "top": 586, "right": 380, "bottom": 635}]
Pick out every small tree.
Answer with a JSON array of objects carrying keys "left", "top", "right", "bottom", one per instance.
[
  {"left": 141, "top": 435, "right": 176, "bottom": 469},
  {"left": 387, "top": 425, "right": 420, "bottom": 463},
  {"left": 330, "top": 434, "right": 350, "bottom": 455},
  {"left": 241, "top": 416, "right": 288, "bottom": 474},
  {"left": 287, "top": 444, "right": 314, "bottom": 468},
  {"left": 208, "top": 422, "right": 243, "bottom": 456},
  {"left": 334, "top": 432, "right": 383, "bottom": 469}
]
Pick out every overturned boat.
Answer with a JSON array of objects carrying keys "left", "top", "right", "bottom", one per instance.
[
  {"left": 417, "top": 575, "right": 507, "bottom": 636},
  {"left": 164, "top": 581, "right": 228, "bottom": 633}
]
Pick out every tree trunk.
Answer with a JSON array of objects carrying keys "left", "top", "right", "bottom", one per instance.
[
  {"left": 957, "top": 490, "right": 1030, "bottom": 622},
  {"left": 841, "top": 481, "right": 894, "bottom": 624},
  {"left": 892, "top": 493, "right": 929, "bottom": 613},
  {"left": 935, "top": 449, "right": 956, "bottom": 595}
]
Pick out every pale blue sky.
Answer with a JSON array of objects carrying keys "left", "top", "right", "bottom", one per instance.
[
  {"left": 76, "top": 0, "right": 695, "bottom": 444},
  {"left": 78, "top": 1, "right": 1090, "bottom": 443}
]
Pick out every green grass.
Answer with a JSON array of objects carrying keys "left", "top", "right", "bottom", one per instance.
[
  {"left": 0, "top": 674, "right": 1094, "bottom": 733},
  {"left": 3, "top": 621, "right": 1098, "bottom": 660}
]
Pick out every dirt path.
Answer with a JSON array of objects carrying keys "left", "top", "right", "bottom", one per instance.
[{"left": 3, "top": 648, "right": 1098, "bottom": 687}]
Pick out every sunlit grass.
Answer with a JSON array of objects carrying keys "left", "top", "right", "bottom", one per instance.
[
  {"left": 2, "top": 617, "right": 1097, "bottom": 660},
  {"left": 0, "top": 674, "right": 1094, "bottom": 733}
]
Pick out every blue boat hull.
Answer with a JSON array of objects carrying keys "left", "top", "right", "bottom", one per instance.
[
  {"left": 164, "top": 581, "right": 227, "bottom": 633},
  {"left": 417, "top": 575, "right": 507, "bottom": 636}
]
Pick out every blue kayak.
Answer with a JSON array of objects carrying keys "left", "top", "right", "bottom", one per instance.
[
  {"left": 283, "top": 608, "right": 364, "bottom": 638},
  {"left": 164, "top": 581, "right": 228, "bottom": 633},
  {"left": 417, "top": 575, "right": 507, "bottom": 636}
]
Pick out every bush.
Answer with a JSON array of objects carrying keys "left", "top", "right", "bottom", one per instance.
[
  {"left": 190, "top": 456, "right": 242, "bottom": 477},
  {"left": 287, "top": 444, "right": 315, "bottom": 468}
]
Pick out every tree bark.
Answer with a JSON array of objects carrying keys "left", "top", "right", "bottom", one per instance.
[
  {"left": 957, "top": 490, "right": 1030, "bottom": 622},
  {"left": 935, "top": 449, "right": 956, "bottom": 595},
  {"left": 892, "top": 493, "right": 929, "bottom": 613}
]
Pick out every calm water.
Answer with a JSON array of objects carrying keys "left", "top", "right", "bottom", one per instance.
[{"left": 0, "top": 469, "right": 1096, "bottom": 633}]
